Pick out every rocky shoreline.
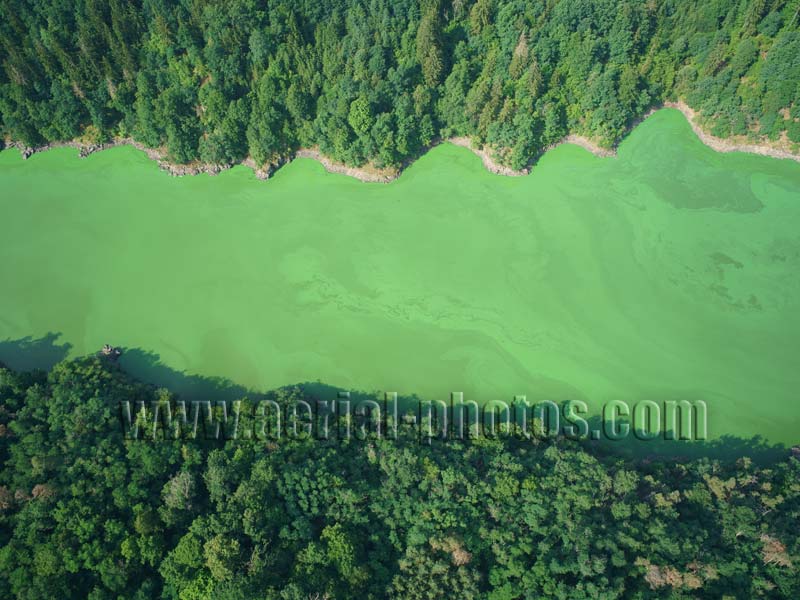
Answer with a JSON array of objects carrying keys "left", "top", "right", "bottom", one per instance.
[
  {"left": 3, "top": 137, "right": 249, "bottom": 177},
  {"left": 663, "top": 101, "right": 800, "bottom": 163},
  {"left": 293, "top": 148, "right": 398, "bottom": 183},
  {"left": 446, "top": 137, "right": 530, "bottom": 176},
  {"left": 4, "top": 103, "right": 799, "bottom": 183}
]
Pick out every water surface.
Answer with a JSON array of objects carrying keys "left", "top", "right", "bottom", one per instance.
[{"left": 1, "top": 109, "right": 799, "bottom": 444}]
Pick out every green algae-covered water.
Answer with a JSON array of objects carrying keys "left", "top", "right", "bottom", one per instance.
[{"left": 1, "top": 109, "right": 799, "bottom": 445}]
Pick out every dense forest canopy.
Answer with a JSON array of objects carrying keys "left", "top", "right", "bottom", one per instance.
[
  {"left": 0, "top": 356, "right": 798, "bottom": 598},
  {"left": 1, "top": 0, "right": 799, "bottom": 170}
]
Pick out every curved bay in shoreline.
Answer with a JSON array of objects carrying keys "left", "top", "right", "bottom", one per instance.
[
  {"left": 1, "top": 108, "right": 799, "bottom": 449},
  {"left": 5, "top": 105, "right": 800, "bottom": 184}
]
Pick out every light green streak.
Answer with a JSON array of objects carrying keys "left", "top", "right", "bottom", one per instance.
[{"left": 1, "top": 109, "right": 798, "bottom": 443}]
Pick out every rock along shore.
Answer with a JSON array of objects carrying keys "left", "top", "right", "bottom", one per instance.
[
  {"left": 663, "top": 101, "right": 800, "bottom": 163},
  {"left": 4, "top": 102, "right": 798, "bottom": 184}
]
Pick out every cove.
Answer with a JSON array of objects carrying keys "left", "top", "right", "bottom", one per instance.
[{"left": 1, "top": 108, "right": 799, "bottom": 448}]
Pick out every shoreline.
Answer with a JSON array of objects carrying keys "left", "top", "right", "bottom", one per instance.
[
  {"left": 4, "top": 103, "right": 799, "bottom": 183},
  {"left": 663, "top": 101, "right": 800, "bottom": 163},
  {"left": 293, "top": 148, "right": 399, "bottom": 183},
  {"left": 446, "top": 137, "right": 530, "bottom": 176}
]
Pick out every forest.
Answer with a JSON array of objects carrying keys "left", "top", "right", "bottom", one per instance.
[
  {"left": 0, "top": 356, "right": 798, "bottom": 598},
  {"left": 1, "top": 0, "right": 799, "bottom": 170}
]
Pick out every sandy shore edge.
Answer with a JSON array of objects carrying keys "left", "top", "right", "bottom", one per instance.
[{"left": 4, "top": 103, "right": 798, "bottom": 183}]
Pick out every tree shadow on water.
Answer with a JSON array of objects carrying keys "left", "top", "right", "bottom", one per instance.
[
  {"left": 0, "top": 338, "right": 791, "bottom": 464},
  {"left": 113, "top": 355, "right": 425, "bottom": 413},
  {"left": 582, "top": 414, "right": 791, "bottom": 466},
  {"left": 246, "top": 384, "right": 794, "bottom": 465},
  {"left": 119, "top": 347, "right": 255, "bottom": 403},
  {"left": 290, "top": 380, "right": 422, "bottom": 414},
  {"left": 0, "top": 333, "right": 72, "bottom": 371},
  {"left": 96, "top": 350, "right": 800, "bottom": 465}
]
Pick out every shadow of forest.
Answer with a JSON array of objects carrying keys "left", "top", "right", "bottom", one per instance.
[
  {"left": 0, "top": 334, "right": 793, "bottom": 464},
  {"left": 0, "top": 332, "right": 72, "bottom": 371}
]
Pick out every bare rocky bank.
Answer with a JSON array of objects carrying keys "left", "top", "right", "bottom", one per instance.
[
  {"left": 4, "top": 103, "right": 799, "bottom": 183},
  {"left": 663, "top": 101, "right": 800, "bottom": 163}
]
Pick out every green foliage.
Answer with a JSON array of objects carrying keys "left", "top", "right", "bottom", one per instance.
[
  {"left": 348, "top": 96, "right": 374, "bottom": 137},
  {"left": 0, "top": 357, "right": 799, "bottom": 598},
  {"left": 1, "top": 0, "right": 798, "bottom": 170}
]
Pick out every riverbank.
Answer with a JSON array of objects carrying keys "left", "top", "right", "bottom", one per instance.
[
  {"left": 294, "top": 148, "right": 399, "bottom": 182},
  {"left": 664, "top": 101, "right": 800, "bottom": 163},
  {"left": 4, "top": 103, "right": 799, "bottom": 183},
  {"left": 446, "top": 137, "right": 529, "bottom": 176},
  {"left": 3, "top": 113, "right": 799, "bottom": 447},
  {"left": 3, "top": 137, "right": 248, "bottom": 177},
  {"left": 1, "top": 135, "right": 528, "bottom": 182}
]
